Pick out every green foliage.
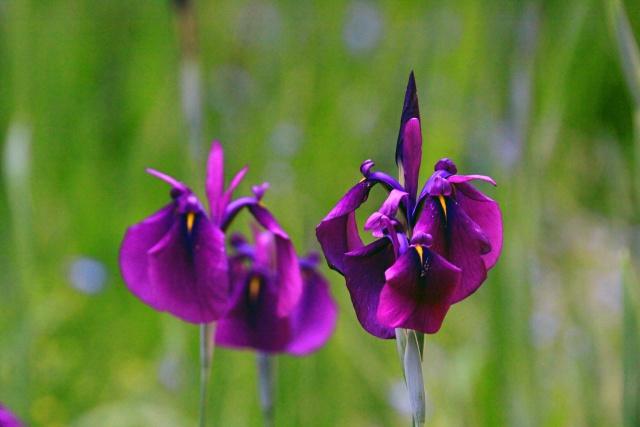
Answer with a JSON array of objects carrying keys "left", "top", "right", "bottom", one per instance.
[{"left": 0, "top": 0, "right": 636, "bottom": 425}]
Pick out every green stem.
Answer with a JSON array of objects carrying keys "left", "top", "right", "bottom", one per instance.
[
  {"left": 199, "top": 322, "right": 216, "bottom": 427},
  {"left": 396, "top": 328, "right": 426, "bottom": 426},
  {"left": 256, "top": 352, "right": 275, "bottom": 427}
]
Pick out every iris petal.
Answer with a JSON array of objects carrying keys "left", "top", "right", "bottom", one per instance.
[
  {"left": 146, "top": 213, "right": 229, "bottom": 323},
  {"left": 316, "top": 179, "right": 377, "bottom": 274},
  {"left": 395, "top": 72, "right": 421, "bottom": 188},
  {"left": 286, "top": 267, "right": 339, "bottom": 355},
  {"left": 120, "top": 204, "right": 176, "bottom": 309},
  {"left": 414, "top": 196, "right": 491, "bottom": 303},
  {"left": 215, "top": 264, "right": 292, "bottom": 353},
  {"left": 205, "top": 141, "right": 225, "bottom": 223},
  {"left": 378, "top": 246, "right": 461, "bottom": 334},
  {"left": 453, "top": 182, "right": 503, "bottom": 270},
  {"left": 400, "top": 118, "right": 422, "bottom": 208},
  {"left": 249, "top": 203, "right": 303, "bottom": 317},
  {"left": 343, "top": 238, "right": 397, "bottom": 339}
]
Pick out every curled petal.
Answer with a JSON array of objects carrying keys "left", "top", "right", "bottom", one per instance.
[
  {"left": 146, "top": 168, "right": 189, "bottom": 194},
  {"left": 252, "top": 182, "right": 270, "bottom": 200},
  {"left": 448, "top": 174, "right": 497, "bottom": 186},
  {"left": 217, "top": 166, "right": 249, "bottom": 224},
  {"left": 434, "top": 158, "right": 457, "bottom": 174},
  {"left": 363, "top": 189, "right": 409, "bottom": 238},
  {"left": 249, "top": 203, "right": 303, "bottom": 317},
  {"left": 343, "top": 238, "right": 397, "bottom": 339},
  {"left": 453, "top": 182, "right": 503, "bottom": 270},
  {"left": 120, "top": 204, "right": 176, "bottom": 310},
  {"left": 414, "top": 196, "right": 491, "bottom": 303},
  {"left": 316, "top": 180, "right": 377, "bottom": 274},
  {"left": 286, "top": 267, "right": 339, "bottom": 355},
  {"left": 378, "top": 246, "right": 461, "bottom": 334}
]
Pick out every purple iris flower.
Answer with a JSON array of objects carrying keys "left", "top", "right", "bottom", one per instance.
[
  {"left": 215, "top": 231, "right": 337, "bottom": 355},
  {"left": 316, "top": 72, "right": 503, "bottom": 338},
  {"left": 120, "top": 142, "right": 303, "bottom": 323},
  {"left": 0, "top": 403, "right": 22, "bottom": 427}
]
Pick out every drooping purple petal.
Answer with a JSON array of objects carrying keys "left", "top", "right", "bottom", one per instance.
[
  {"left": 453, "top": 182, "right": 503, "bottom": 270},
  {"left": 120, "top": 204, "right": 176, "bottom": 309},
  {"left": 414, "top": 196, "right": 491, "bottom": 303},
  {"left": 316, "top": 179, "right": 379, "bottom": 274},
  {"left": 343, "top": 238, "right": 397, "bottom": 339},
  {"left": 0, "top": 403, "right": 23, "bottom": 427},
  {"left": 215, "top": 265, "right": 292, "bottom": 353},
  {"left": 377, "top": 246, "right": 461, "bottom": 334},
  {"left": 249, "top": 203, "right": 303, "bottom": 317},
  {"left": 286, "top": 267, "right": 339, "bottom": 356},
  {"left": 146, "top": 213, "right": 229, "bottom": 323}
]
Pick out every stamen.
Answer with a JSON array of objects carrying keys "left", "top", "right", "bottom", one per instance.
[
  {"left": 438, "top": 195, "right": 447, "bottom": 221},
  {"left": 249, "top": 276, "right": 261, "bottom": 302},
  {"left": 415, "top": 245, "right": 424, "bottom": 264},
  {"left": 186, "top": 212, "right": 196, "bottom": 234}
]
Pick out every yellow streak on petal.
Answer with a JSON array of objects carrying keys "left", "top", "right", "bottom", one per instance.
[
  {"left": 359, "top": 177, "right": 366, "bottom": 183},
  {"left": 249, "top": 276, "right": 261, "bottom": 302},
  {"left": 186, "top": 212, "right": 196, "bottom": 234},
  {"left": 438, "top": 195, "right": 447, "bottom": 221},
  {"left": 415, "top": 245, "right": 424, "bottom": 264}
]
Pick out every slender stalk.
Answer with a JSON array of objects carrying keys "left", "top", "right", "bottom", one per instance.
[
  {"left": 256, "top": 352, "right": 275, "bottom": 427},
  {"left": 199, "top": 322, "right": 216, "bottom": 427},
  {"left": 173, "top": 0, "right": 204, "bottom": 160}
]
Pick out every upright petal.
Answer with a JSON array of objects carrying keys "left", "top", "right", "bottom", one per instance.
[
  {"left": 401, "top": 118, "right": 422, "bottom": 208},
  {"left": 414, "top": 196, "right": 491, "bottom": 303},
  {"left": 343, "top": 238, "right": 397, "bottom": 339},
  {"left": 453, "top": 182, "right": 503, "bottom": 270},
  {"left": 395, "top": 72, "right": 422, "bottom": 197},
  {"left": 395, "top": 72, "right": 421, "bottom": 172},
  {"left": 120, "top": 204, "right": 176, "bottom": 309},
  {"left": 206, "top": 141, "right": 225, "bottom": 223},
  {"left": 286, "top": 267, "right": 339, "bottom": 356},
  {"left": 147, "top": 214, "right": 228, "bottom": 323},
  {"left": 249, "top": 203, "right": 303, "bottom": 317}
]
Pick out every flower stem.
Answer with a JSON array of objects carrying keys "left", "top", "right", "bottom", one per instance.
[
  {"left": 199, "top": 322, "right": 216, "bottom": 427},
  {"left": 256, "top": 352, "right": 275, "bottom": 427},
  {"left": 396, "top": 328, "right": 426, "bottom": 426}
]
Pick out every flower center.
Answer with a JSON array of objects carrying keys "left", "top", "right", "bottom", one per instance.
[
  {"left": 186, "top": 212, "right": 196, "bottom": 234},
  {"left": 438, "top": 195, "right": 447, "bottom": 221},
  {"left": 249, "top": 276, "right": 261, "bottom": 303}
]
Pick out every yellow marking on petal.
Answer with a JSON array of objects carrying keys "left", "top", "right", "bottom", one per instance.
[
  {"left": 415, "top": 245, "right": 424, "bottom": 264},
  {"left": 359, "top": 177, "right": 366, "bottom": 183},
  {"left": 249, "top": 276, "right": 261, "bottom": 302},
  {"left": 258, "top": 201, "right": 266, "bottom": 208},
  {"left": 438, "top": 195, "right": 447, "bottom": 221},
  {"left": 186, "top": 212, "right": 196, "bottom": 234}
]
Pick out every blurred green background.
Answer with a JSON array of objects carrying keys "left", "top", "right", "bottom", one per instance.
[{"left": 1, "top": 0, "right": 639, "bottom": 425}]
